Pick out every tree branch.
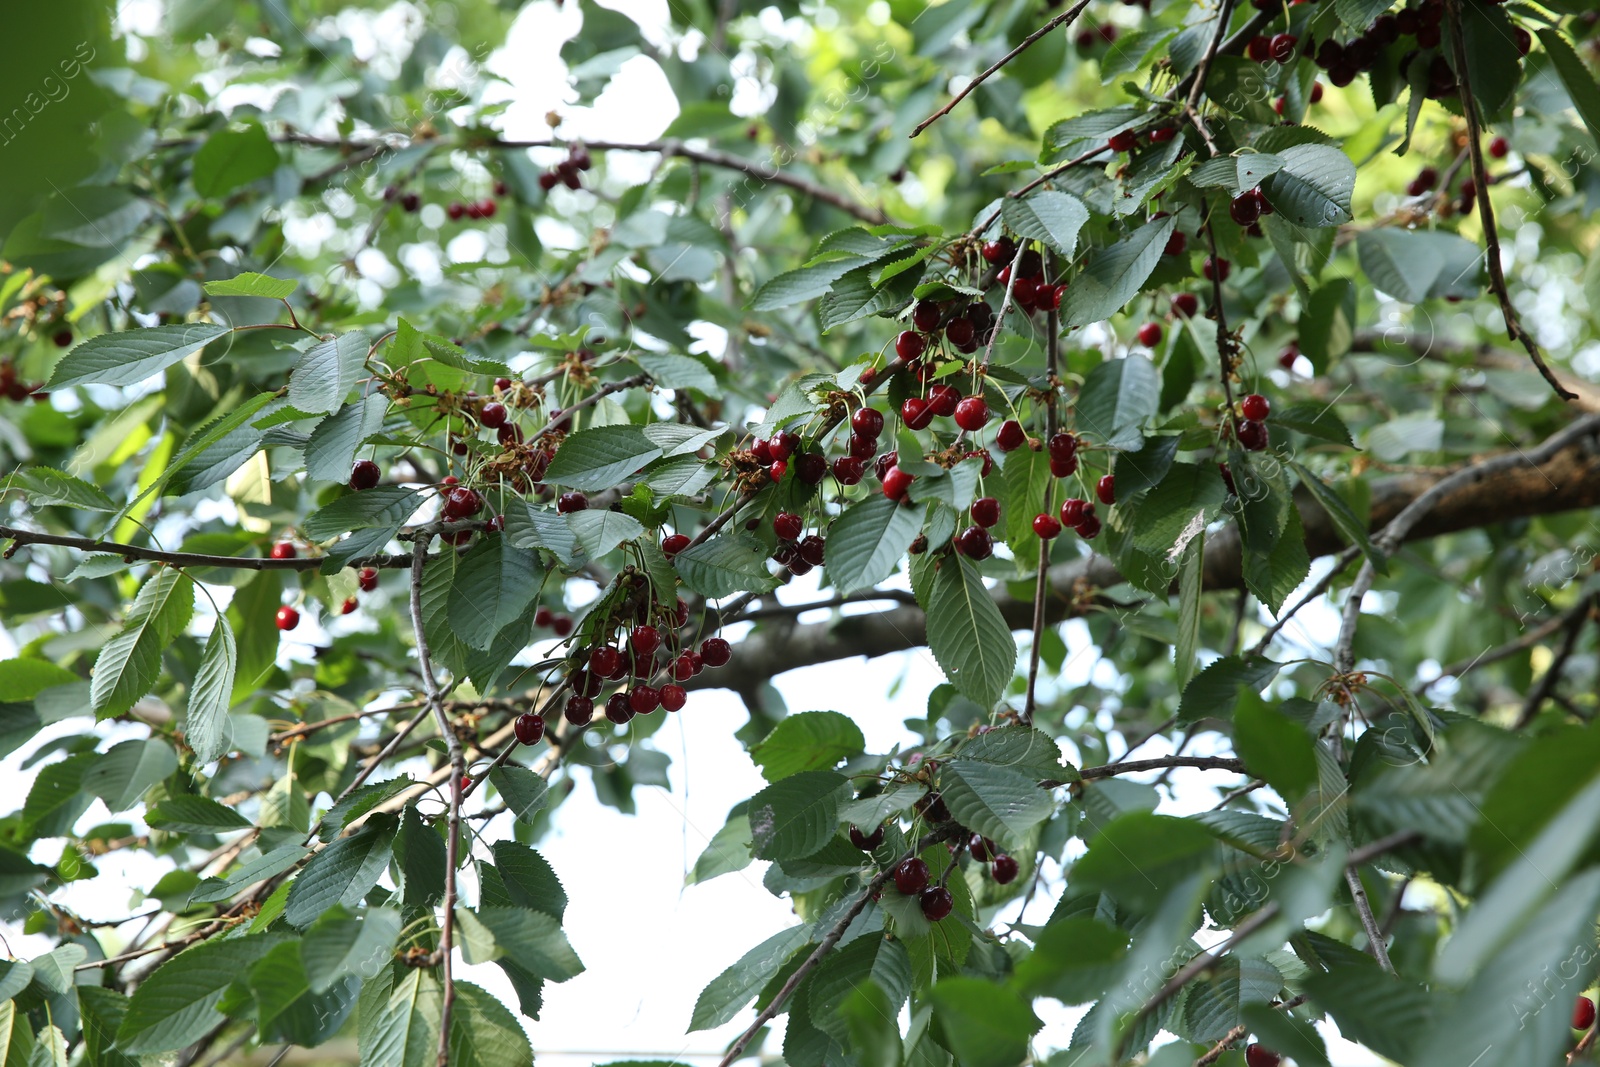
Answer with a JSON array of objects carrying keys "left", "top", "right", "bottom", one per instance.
[
  {"left": 1442, "top": 0, "right": 1576, "bottom": 403},
  {"left": 1024, "top": 269, "right": 1062, "bottom": 723},
  {"left": 909, "top": 0, "right": 1094, "bottom": 138},
  {"left": 1514, "top": 594, "right": 1594, "bottom": 728},
  {"left": 1344, "top": 865, "right": 1394, "bottom": 973},
  {"left": 0, "top": 524, "right": 417, "bottom": 572}
]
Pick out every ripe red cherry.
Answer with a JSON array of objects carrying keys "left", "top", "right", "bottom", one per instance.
[
  {"left": 1077, "top": 513, "right": 1102, "bottom": 539},
  {"left": 833, "top": 456, "right": 866, "bottom": 485},
  {"left": 340, "top": 597, "right": 358, "bottom": 615},
  {"left": 479, "top": 401, "right": 508, "bottom": 429},
  {"left": 928, "top": 384, "right": 960, "bottom": 417},
  {"left": 848, "top": 433, "right": 878, "bottom": 460},
  {"left": 980, "top": 237, "right": 1015, "bottom": 263},
  {"left": 995, "top": 419, "right": 1026, "bottom": 452},
  {"left": 444, "top": 487, "right": 484, "bottom": 518},
  {"left": 565, "top": 696, "right": 594, "bottom": 725},
  {"left": 604, "top": 692, "right": 634, "bottom": 724},
  {"left": 795, "top": 452, "right": 827, "bottom": 485},
  {"left": 1165, "top": 230, "right": 1187, "bottom": 256},
  {"left": 1238, "top": 419, "right": 1269, "bottom": 451},
  {"left": 556, "top": 491, "right": 588, "bottom": 514},
  {"left": 955, "top": 525, "right": 993, "bottom": 560},
  {"left": 882, "top": 465, "right": 914, "bottom": 501},
  {"left": 1245, "top": 1045, "right": 1281, "bottom": 1067},
  {"left": 1149, "top": 126, "right": 1176, "bottom": 143},
  {"left": 1203, "top": 257, "right": 1231, "bottom": 282},
  {"left": 1033, "top": 514, "right": 1062, "bottom": 539},
  {"left": 631, "top": 625, "right": 661, "bottom": 656},
  {"left": 1049, "top": 454, "right": 1078, "bottom": 478},
  {"left": 590, "top": 646, "right": 622, "bottom": 677},
  {"left": 968, "top": 834, "right": 993, "bottom": 861},
  {"left": 798, "top": 535, "right": 826, "bottom": 566},
  {"left": 751, "top": 438, "right": 773, "bottom": 465},
  {"left": 629, "top": 685, "right": 661, "bottom": 715},
  {"left": 893, "top": 857, "right": 931, "bottom": 894},
  {"left": 895, "top": 331, "right": 926, "bottom": 361},
  {"left": 900, "top": 397, "right": 934, "bottom": 431},
  {"left": 1172, "top": 292, "right": 1199, "bottom": 317},
  {"left": 1136, "top": 322, "right": 1163, "bottom": 347},
  {"left": 514, "top": 713, "right": 546, "bottom": 745},
  {"left": 269, "top": 541, "right": 296, "bottom": 560},
  {"left": 954, "top": 396, "right": 990, "bottom": 432},
  {"left": 551, "top": 615, "right": 574, "bottom": 637},
  {"left": 769, "top": 459, "right": 787, "bottom": 481},
  {"left": 700, "top": 637, "right": 732, "bottom": 667},
  {"left": 350, "top": 459, "right": 381, "bottom": 491},
  {"left": 1230, "top": 190, "right": 1263, "bottom": 226},
  {"left": 912, "top": 300, "right": 942, "bottom": 332},
  {"left": 1059, "top": 498, "right": 1089, "bottom": 527},
  {"left": 1247, "top": 34, "right": 1272, "bottom": 61},
  {"left": 1488, "top": 135, "right": 1509, "bottom": 159},
  {"left": 849, "top": 824, "right": 885, "bottom": 850},
  {"left": 991, "top": 854, "right": 1019, "bottom": 883},
  {"left": 1108, "top": 129, "right": 1138, "bottom": 152},
  {"left": 660, "top": 684, "right": 687, "bottom": 712},
  {"left": 275, "top": 606, "right": 300, "bottom": 631},
  {"left": 772, "top": 512, "right": 802, "bottom": 542},
  {"left": 1096, "top": 475, "right": 1116, "bottom": 505},
  {"left": 1048, "top": 433, "right": 1077, "bottom": 463},
  {"left": 970, "top": 497, "right": 1001, "bottom": 528},
  {"left": 919, "top": 886, "right": 954, "bottom": 921},
  {"left": 1278, "top": 344, "right": 1300, "bottom": 371},
  {"left": 358, "top": 567, "right": 379, "bottom": 591},
  {"left": 769, "top": 431, "right": 800, "bottom": 461},
  {"left": 1574, "top": 995, "right": 1596, "bottom": 1030},
  {"left": 945, "top": 317, "right": 976, "bottom": 347},
  {"left": 851, "top": 407, "right": 885, "bottom": 438},
  {"left": 1241, "top": 393, "right": 1271, "bottom": 421},
  {"left": 663, "top": 533, "right": 690, "bottom": 556},
  {"left": 1310, "top": 81, "right": 1324, "bottom": 104},
  {"left": 1270, "top": 33, "right": 1297, "bottom": 62},
  {"left": 447, "top": 201, "right": 466, "bottom": 221}
]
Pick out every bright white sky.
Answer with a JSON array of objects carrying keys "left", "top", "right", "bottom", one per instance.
[{"left": 0, "top": 1, "right": 1393, "bottom": 1062}]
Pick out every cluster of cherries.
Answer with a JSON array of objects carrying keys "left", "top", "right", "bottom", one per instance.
[
  {"left": 0, "top": 357, "right": 45, "bottom": 403},
  {"left": 537, "top": 144, "right": 593, "bottom": 192},
  {"left": 984, "top": 240, "right": 1068, "bottom": 316},
  {"left": 850, "top": 815, "right": 1022, "bottom": 923},
  {"left": 384, "top": 180, "right": 510, "bottom": 220}
]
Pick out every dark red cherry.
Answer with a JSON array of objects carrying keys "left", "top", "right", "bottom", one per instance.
[
  {"left": 565, "top": 696, "right": 594, "bottom": 726},
  {"left": 556, "top": 491, "right": 588, "bottom": 514},
  {"left": 1096, "top": 474, "right": 1116, "bottom": 505},
  {"left": 996, "top": 419, "right": 1026, "bottom": 452},
  {"left": 1240, "top": 393, "right": 1271, "bottom": 421},
  {"left": 604, "top": 692, "right": 634, "bottom": 724},
  {"left": 660, "top": 684, "right": 687, "bottom": 712},
  {"left": 514, "top": 713, "right": 546, "bottom": 745},
  {"left": 700, "top": 637, "right": 732, "bottom": 667},
  {"left": 919, "top": 886, "right": 954, "bottom": 921},
  {"left": 663, "top": 533, "right": 690, "bottom": 556},
  {"left": 350, "top": 460, "right": 381, "bottom": 490},
  {"left": 479, "top": 401, "right": 508, "bottom": 428},
  {"left": 991, "top": 854, "right": 1019, "bottom": 884},
  {"left": 912, "top": 300, "right": 942, "bottom": 332},
  {"left": 833, "top": 456, "right": 866, "bottom": 485},
  {"left": 629, "top": 685, "right": 661, "bottom": 715},
  {"left": 849, "top": 824, "right": 885, "bottom": 850},
  {"left": 275, "top": 606, "right": 300, "bottom": 631},
  {"left": 270, "top": 541, "right": 296, "bottom": 560},
  {"left": 1238, "top": 419, "right": 1269, "bottom": 451},
  {"left": 953, "top": 396, "right": 990, "bottom": 432},
  {"left": 882, "top": 466, "right": 914, "bottom": 501},
  {"left": 901, "top": 397, "right": 934, "bottom": 431},
  {"left": 1033, "top": 514, "right": 1062, "bottom": 539},
  {"left": 928, "top": 384, "right": 960, "bottom": 418},
  {"left": 358, "top": 566, "right": 379, "bottom": 592},
  {"left": 895, "top": 331, "right": 926, "bottom": 361},
  {"left": 893, "top": 857, "right": 931, "bottom": 894},
  {"left": 955, "top": 525, "right": 993, "bottom": 560},
  {"left": 970, "top": 497, "right": 1001, "bottom": 528},
  {"left": 852, "top": 407, "right": 885, "bottom": 438}
]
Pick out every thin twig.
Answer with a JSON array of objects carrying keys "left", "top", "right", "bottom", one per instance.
[
  {"left": 1442, "top": 0, "right": 1576, "bottom": 403},
  {"left": 1184, "top": 0, "right": 1240, "bottom": 116},
  {"left": 1425, "top": 596, "right": 1593, "bottom": 688},
  {"left": 528, "top": 373, "right": 651, "bottom": 445},
  {"left": 1024, "top": 257, "right": 1062, "bottom": 724},
  {"left": 0, "top": 524, "right": 418, "bottom": 572},
  {"left": 910, "top": 0, "right": 1094, "bottom": 138},
  {"left": 980, "top": 241, "right": 1029, "bottom": 368},
  {"left": 1514, "top": 596, "right": 1592, "bottom": 728},
  {"left": 1344, "top": 865, "right": 1394, "bottom": 973},
  {"left": 1248, "top": 546, "right": 1360, "bottom": 656},
  {"left": 717, "top": 826, "right": 957, "bottom": 1067}
]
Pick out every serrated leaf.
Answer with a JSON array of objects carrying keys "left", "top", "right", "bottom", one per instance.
[
  {"left": 504, "top": 499, "right": 579, "bottom": 566},
  {"left": 641, "top": 454, "right": 716, "bottom": 498},
  {"left": 283, "top": 817, "right": 398, "bottom": 926},
  {"left": 360, "top": 968, "right": 439, "bottom": 1067},
  {"left": 203, "top": 272, "right": 297, "bottom": 299},
  {"left": 1002, "top": 191, "right": 1089, "bottom": 261},
  {"left": 688, "top": 805, "right": 754, "bottom": 885},
  {"left": 672, "top": 534, "right": 779, "bottom": 597},
  {"left": 301, "top": 486, "right": 423, "bottom": 542},
  {"left": 116, "top": 934, "right": 285, "bottom": 1053},
  {"left": 447, "top": 537, "right": 542, "bottom": 650},
  {"left": 1357, "top": 229, "right": 1484, "bottom": 303},
  {"left": 48, "top": 323, "right": 231, "bottom": 389},
  {"left": 317, "top": 779, "right": 411, "bottom": 841},
  {"left": 1290, "top": 462, "right": 1385, "bottom": 575},
  {"left": 567, "top": 509, "right": 645, "bottom": 559},
  {"left": 289, "top": 333, "right": 369, "bottom": 416},
  {"left": 91, "top": 568, "right": 194, "bottom": 720},
  {"left": 190, "top": 843, "right": 310, "bottom": 903},
  {"left": 544, "top": 425, "right": 662, "bottom": 491},
  {"left": 940, "top": 759, "right": 1054, "bottom": 848},
  {"left": 146, "top": 796, "right": 252, "bottom": 833},
  {"left": 1297, "top": 279, "right": 1356, "bottom": 373},
  {"left": 1062, "top": 217, "right": 1176, "bottom": 328},
  {"left": 395, "top": 805, "right": 446, "bottom": 909},
  {"left": 1539, "top": 28, "right": 1600, "bottom": 148},
  {"left": 83, "top": 738, "right": 177, "bottom": 812},
  {"left": 304, "top": 395, "right": 388, "bottom": 484},
  {"left": 490, "top": 765, "right": 549, "bottom": 824},
  {"left": 928, "top": 977, "right": 1042, "bottom": 1067},
  {"left": 301, "top": 906, "right": 402, "bottom": 994},
  {"left": 9, "top": 467, "right": 117, "bottom": 511},
  {"left": 1072, "top": 811, "right": 1217, "bottom": 910},
  {"left": 1128, "top": 462, "right": 1226, "bottom": 555},
  {"left": 924, "top": 555, "right": 1017, "bottom": 708},
  {"left": 1114, "top": 434, "right": 1180, "bottom": 498},
  {"left": 1074, "top": 354, "right": 1161, "bottom": 449},
  {"left": 635, "top": 352, "right": 720, "bottom": 397},
  {"left": 186, "top": 619, "right": 237, "bottom": 765},
  {"left": 1176, "top": 529, "right": 1204, "bottom": 690},
  {"left": 1177, "top": 655, "right": 1280, "bottom": 724},
  {"left": 448, "top": 981, "right": 536, "bottom": 1067},
  {"left": 824, "top": 495, "right": 922, "bottom": 595},
  {"left": 191, "top": 123, "right": 279, "bottom": 197},
  {"left": 809, "top": 935, "right": 912, "bottom": 1042},
  {"left": 472, "top": 907, "right": 585, "bottom": 981},
  {"left": 1261, "top": 144, "right": 1356, "bottom": 227},
  {"left": 956, "top": 726, "right": 1072, "bottom": 781},
  {"left": 747, "top": 770, "right": 849, "bottom": 862},
  {"left": 689, "top": 925, "right": 811, "bottom": 1032},
  {"left": 751, "top": 711, "right": 866, "bottom": 782}
]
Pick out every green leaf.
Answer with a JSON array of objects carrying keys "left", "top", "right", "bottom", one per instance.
[
  {"left": 24, "top": 752, "right": 95, "bottom": 837},
  {"left": 635, "top": 352, "right": 721, "bottom": 398},
  {"left": 48, "top": 323, "right": 231, "bottom": 389},
  {"left": 203, "top": 272, "right": 297, "bottom": 299},
  {"left": 544, "top": 424, "right": 662, "bottom": 491},
  {"left": 318, "top": 780, "right": 411, "bottom": 841},
  {"left": 928, "top": 977, "right": 1041, "bottom": 1067},
  {"left": 1012, "top": 917, "right": 1130, "bottom": 1003},
  {"left": 302, "top": 485, "right": 423, "bottom": 542},
  {"left": 186, "top": 619, "right": 237, "bottom": 765},
  {"left": 9, "top": 467, "right": 117, "bottom": 511},
  {"left": 289, "top": 333, "right": 368, "bottom": 415},
  {"left": 83, "top": 738, "right": 177, "bottom": 812},
  {"left": 146, "top": 795, "right": 251, "bottom": 833},
  {"left": 504, "top": 499, "right": 579, "bottom": 566},
  {"left": 940, "top": 759, "right": 1055, "bottom": 848},
  {"left": 751, "top": 711, "right": 866, "bottom": 781},
  {"left": 1074, "top": 354, "right": 1161, "bottom": 449},
  {"left": 489, "top": 765, "right": 550, "bottom": 824},
  {"left": 190, "top": 843, "right": 310, "bottom": 903},
  {"left": 1273, "top": 401, "right": 1354, "bottom": 446},
  {"left": 747, "top": 770, "right": 850, "bottom": 862},
  {"left": 116, "top": 934, "right": 285, "bottom": 1053},
  {"left": 1062, "top": 217, "right": 1176, "bottom": 328},
  {"left": 78, "top": 986, "right": 136, "bottom": 1067},
  {"left": 304, "top": 394, "right": 387, "bottom": 483},
  {"left": 567, "top": 508, "right": 646, "bottom": 559},
  {"left": 448, "top": 981, "right": 535, "bottom": 1067},
  {"left": 956, "top": 726, "right": 1072, "bottom": 781},
  {"left": 824, "top": 495, "right": 923, "bottom": 595},
  {"left": 819, "top": 264, "right": 918, "bottom": 332},
  {"left": 1072, "top": 812, "right": 1217, "bottom": 910},
  {"left": 1297, "top": 278, "right": 1356, "bottom": 373},
  {"left": 492, "top": 840, "right": 568, "bottom": 918},
  {"left": 750, "top": 260, "right": 865, "bottom": 311},
  {"left": 283, "top": 816, "right": 398, "bottom": 926},
  {"left": 447, "top": 537, "right": 542, "bottom": 650},
  {"left": 1233, "top": 691, "right": 1318, "bottom": 802},
  {"left": 1178, "top": 654, "right": 1280, "bottom": 724},
  {"left": 687, "top": 805, "right": 754, "bottom": 885},
  {"left": 1114, "top": 434, "right": 1181, "bottom": 498},
  {"left": 924, "top": 555, "right": 1017, "bottom": 708},
  {"left": 1357, "top": 229, "right": 1484, "bottom": 303},
  {"left": 191, "top": 123, "right": 279, "bottom": 197},
  {"left": 672, "top": 534, "right": 780, "bottom": 597},
  {"left": 809, "top": 935, "right": 912, "bottom": 1042},
  {"left": 1261, "top": 144, "right": 1355, "bottom": 227},
  {"left": 1175, "top": 529, "right": 1204, "bottom": 690},
  {"left": 91, "top": 568, "right": 194, "bottom": 720},
  {"left": 1290, "top": 462, "right": 1384, "bottom": 574},
  {"left": 1002, "top": 191, "right": 1089, "bottom": 261},
  {"left": 688, "top": 925, "right": 811, "bottom": 1032},
  {"left": 360, "top": 968, "right": 440, "bottom": 1067},
  {"left": 1303, "top": 957, "right": 1433, "bottom": 1063},
  {"left": 472, "top": 907, "right": 586, "bottom": 981},
  {"left": 395, "top": 805, "right": 446, "bottom": 908},
  {"left": 301, "top": 905, "right": 402, "bottom": 994},
  {"left": 1128, "top": 462, "right": 1226, "bottom": 555},
  {"left": 1539, "top": 28, "right": 1600, "bottom": 148}
]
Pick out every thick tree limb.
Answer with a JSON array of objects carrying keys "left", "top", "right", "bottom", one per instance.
[{"left": 690, "top": 419, "right": 1600, "bottom": 690}]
